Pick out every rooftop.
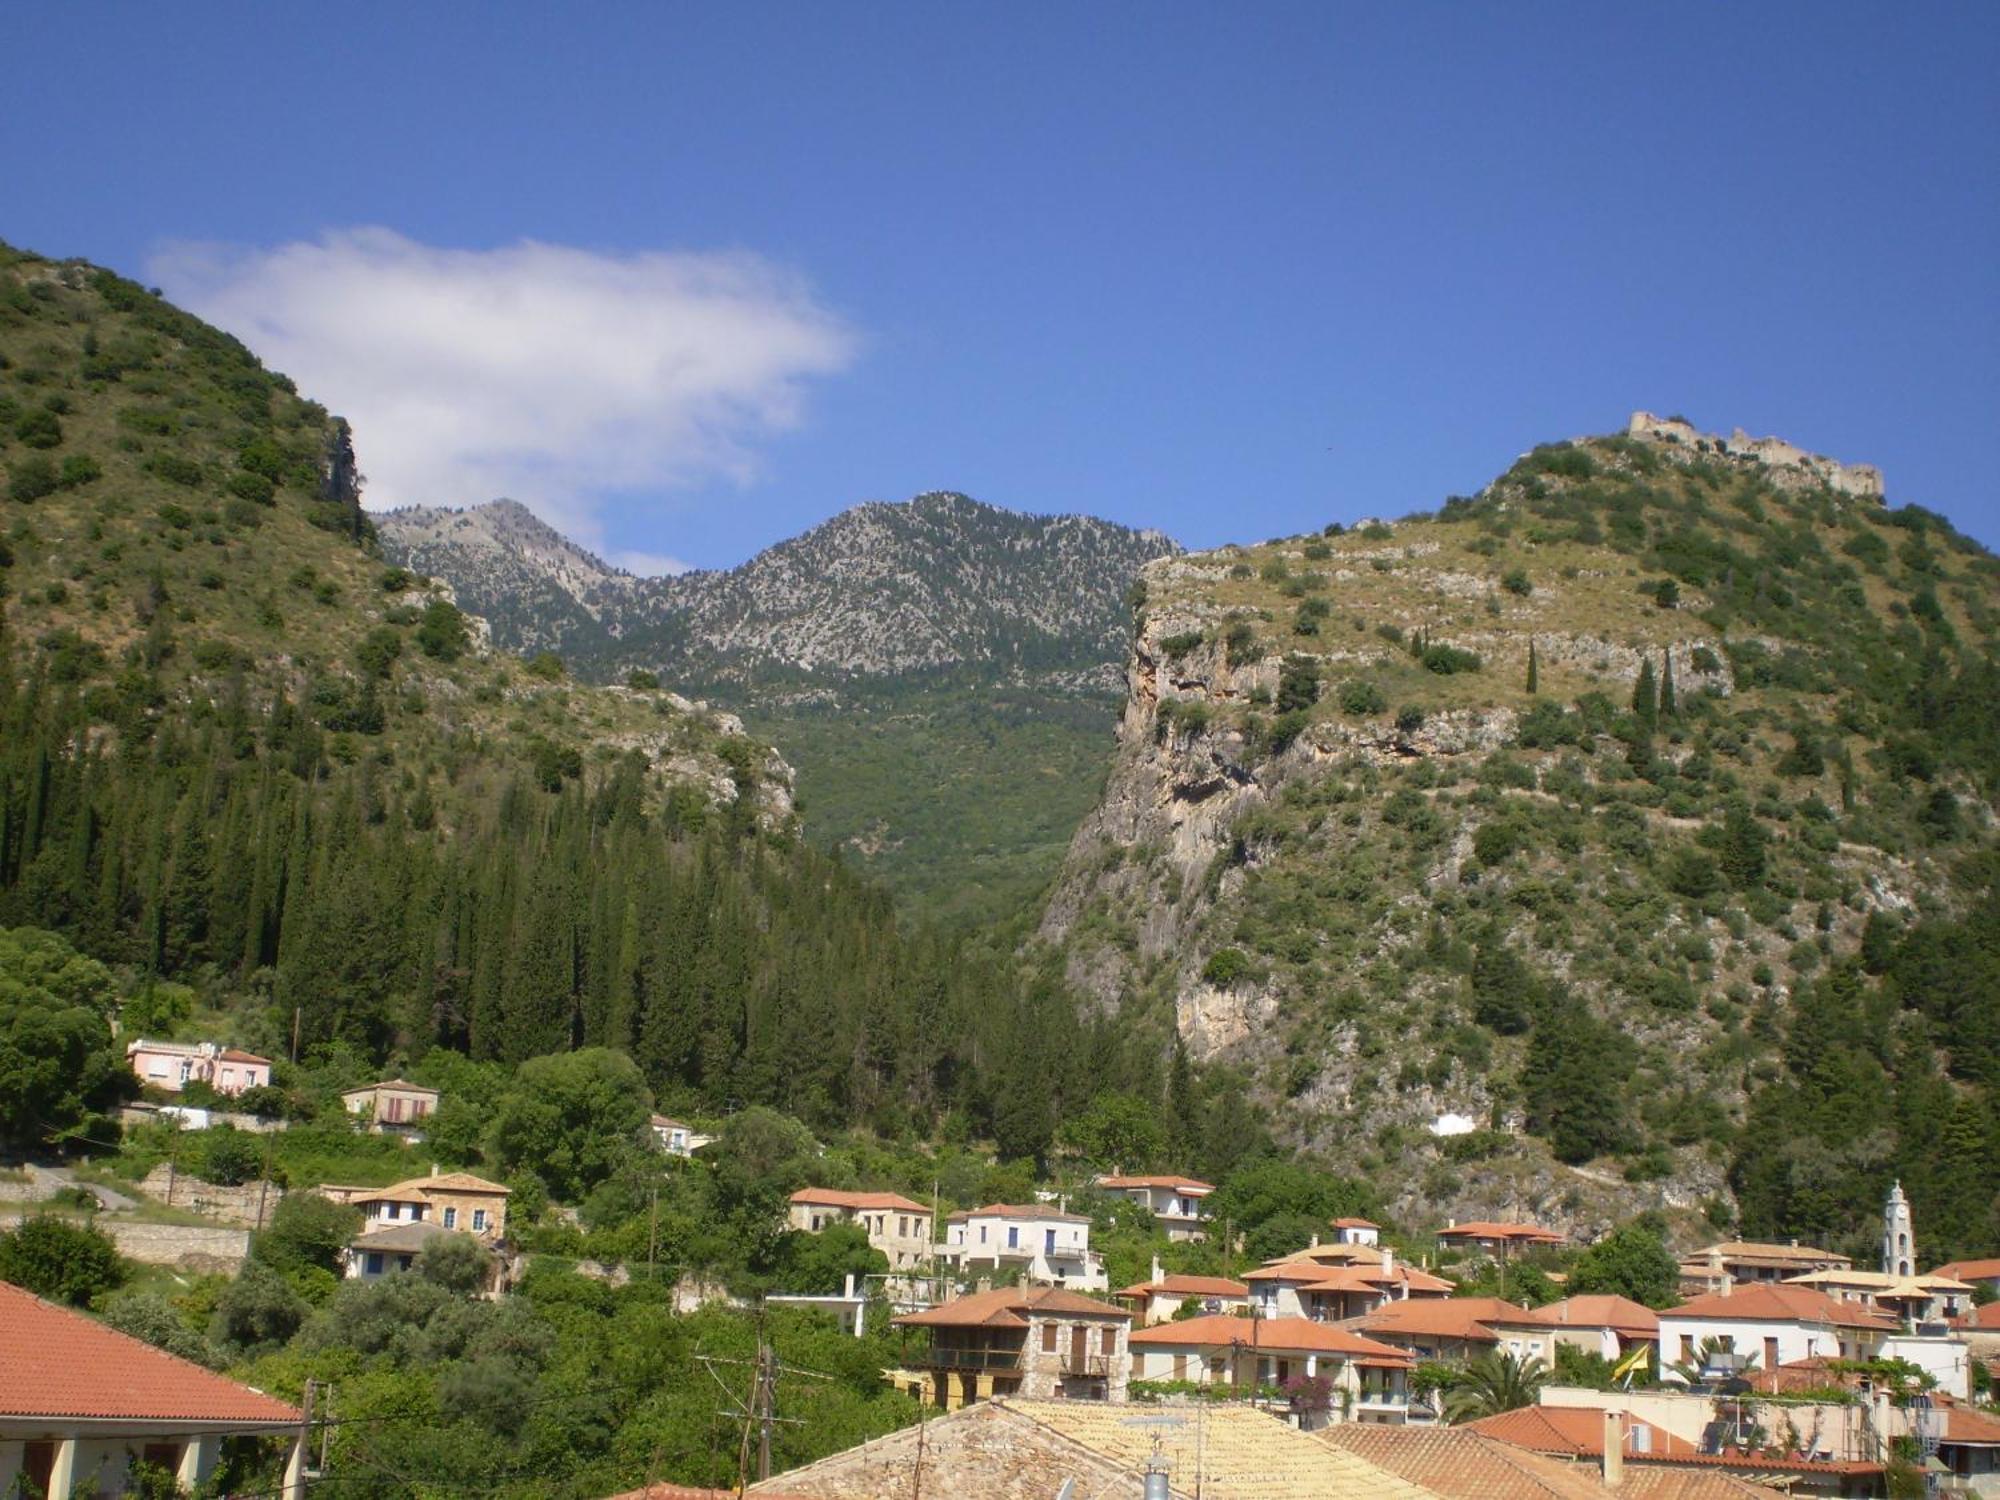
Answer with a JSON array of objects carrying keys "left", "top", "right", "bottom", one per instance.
[
  {"left": 0, "top": 1281, "right": 300, "bottom": 1426},
  {"left": 362, "top": 1170, "right": 512, "bottom": 1200},
  {"left": 1095, "top": 1173, "right": 1215, "bottom": 1193},
  {"left": 1131, "top": 1313, "right": 1413, "bottom": 1363},
  {"left": 1933, "top": 1257, "right": 2000, "bottom": 1281},
  {"left": 1117, "top": 1274, "right": 1249, "bottom": 1299},
  {"left": 350, "top": 1222, "right": 452, "bottom": 1255},
  {"left": 342, "top": 1078, "right": 439, "bottom": 1096},
  {"left": 1357, "top": 1297, "right": 1544, "bottom": 1344},
  {"left": 1470, "top": 1405, "right": 1880, "bottom": 1478},
  {"left": 1681, "top": 1241, "right": 1850, "bottom": 1268},
  {"left": 893, "top": 1284, "right": 1130, "bottom": 1330},
  {"left": 788, "top": 1187, "right": 930, "bottom": 1213},
  {"left": 1662, "top": 1284, "right": 1898, "bottom": 1330},
  {"left": 1315, "top": 1422, "right": 1769, "bottom": 1500},
  {"left": 1439, "top": 1222, "right": 1566, "bottom": 1245},
  {"left": 945, "top": 1201, "right": 1090, "bottom": 1224},
  {"left": 1535, "top": 1295, "right": 1660, "bottom": 1337}
]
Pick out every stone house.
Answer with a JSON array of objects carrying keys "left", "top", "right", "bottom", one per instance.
[
  {"left": 1436, "top": 1220, "right": 1566, "bottom": 1258},
  {"left": 1676, "top": 1240, "right": 1852, "bottom": 1298},
  {"left": 126, "top": 1039, "right": 271, "bottom": 1097},
  {"left": 319, "top": 1166, "right": 512, "bottom": 1244},
  {"left": 786, "top": 1188, "right": 933, "bottom": 1270},
  {"left": 0, "top": 1280, "right": 306, "bottom": 1499},
  {"left": 1353, "top": 1296, "right": 1550, "bottom": 1365},
  {"left": 340, "top": 1079, "right": 440, "bottom": 1134},
  {"left": 1112, "top": 1264, "right": 1250, "bottom": 1325},
  {"left": 890, "top": 1285, "right": 1132, "bottom": 1409},
  {"left": 1246, "top": 1245, "right": 1454, "bottom": 1322}
]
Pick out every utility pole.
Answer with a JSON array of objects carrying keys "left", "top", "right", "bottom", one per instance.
[
  {"left": 756, "top": 1342, "right": 777, "bottom": 1482},
  {"left": 289, "top": 1005, "right": 302, "bottom": 1065}
]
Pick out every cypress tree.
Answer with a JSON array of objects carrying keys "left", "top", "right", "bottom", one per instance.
[
  {"left": 1631, "top": 656, "right": 1658, "bottom": 735},
  {"left": 1658, "top": 648, "right": 1677, "bottom": 720},
  {"left": 1525, "top": 639, "right": 1539, "bottom": 695}
]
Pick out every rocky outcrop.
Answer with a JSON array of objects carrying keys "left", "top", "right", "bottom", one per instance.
[{"left": 1625, "top": 411, "right": 1884, "bottom": 499}]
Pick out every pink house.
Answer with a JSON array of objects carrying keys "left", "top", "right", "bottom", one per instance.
[{"left": 126, "top": 1039, "right": 272, "bottom": 1097}]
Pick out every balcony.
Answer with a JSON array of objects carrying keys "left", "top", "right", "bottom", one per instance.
[
  {"left": 919, "top": 1344, "right": 1025, "bottom": 1372},
  {"left": 1061, "top": 1352, "right": 1114, "bottom": 1378}
]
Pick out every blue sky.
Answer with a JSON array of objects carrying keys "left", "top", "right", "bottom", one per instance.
[{"left": 6, "top": 3, "right": 1996, "bottom": 569}]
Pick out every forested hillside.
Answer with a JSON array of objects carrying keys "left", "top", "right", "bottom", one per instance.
[
  {"left": 380, "top": 493, "right": 1177, "bottom": 923},
  {"left": 1038, "top": 419, "right": 2000, "bottom": 1260},
  {"left": 0, "top": 242, "right": 1161, "bottom": 1136}
]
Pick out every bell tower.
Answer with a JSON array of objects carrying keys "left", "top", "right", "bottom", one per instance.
[{"left": 1882, "top": 1180, "right": 1915, "bottom": 1277}]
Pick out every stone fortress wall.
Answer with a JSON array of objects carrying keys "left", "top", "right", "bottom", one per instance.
[{"left": 1625, "top": 411, "right": 1884, "bottom": 500}]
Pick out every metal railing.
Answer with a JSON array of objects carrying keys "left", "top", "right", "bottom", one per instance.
[{"left": 921, "top": 1345, "right": 1025, "bottom": 1372}]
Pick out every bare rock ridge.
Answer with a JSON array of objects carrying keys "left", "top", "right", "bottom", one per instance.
[
  {"left": 1622, "top": 410, "right": 1884, "bottom": 499},
  {"left": 378, "top": 491, "right": 1179, "bottom": 687}
]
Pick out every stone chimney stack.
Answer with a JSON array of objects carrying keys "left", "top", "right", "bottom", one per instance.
[
  {"left": 430, "top": 1162, "right": 441, "bottom": 1177},
  {"left": 1151, "top": 1253, "right": 1163, "bottom": 1284},
  {"left": 1602, "top": 1410, "right": 1625, "bottom": 1489}
]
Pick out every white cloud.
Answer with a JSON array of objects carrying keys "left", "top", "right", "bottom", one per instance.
[{"left": 148, "top": 228, "right": 856, "bottom": 546}]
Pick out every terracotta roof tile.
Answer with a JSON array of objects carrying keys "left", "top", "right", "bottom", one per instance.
[
  {"left": 1131, "top": 1314, "right": 1413, "bottom": 1363},
  {"left": 1439, "top": 1222, "right": 1567, "bottom": 1244},
  {"left": 1358, "top": 1297, "right": 1545, "bottom": 1343},
  {"left": 1471, "top": 1406, "right": 1881, "bottom": 1476},
  {"left": 943, "top": 1202, "right": 1089, "bottom": 1223},
  {"left": 1095, "top": 1174, "right": 1215, "bottom": 1192},
  {"left": 1662, "top": 1284, "right": 1896, "bottom": 1329},
  {"left": 788, "top": 1187, "right": 930, "bottom": 1213},
  {"left": 893, "top": 1284, "right": 1130, "bottom": 1329},
  {"left": 1933, "top": 1257, "right": 2000, "bottom": 1281},
  {"left": 364, "top": 1170, "right": 511, "bottom": 1200},
  {"left": 1318, "top": 1422, "right": 1614, "bottom": 1500},
  {"left": 1537, "top": 1295, "right": 1660, "bottom": 1337},
  {"left": 0, "top": 1281, "right": 300, "bottom": 1425},
  {"left": 1118, "top": 1274, "right": 1249, "bottom": 1298}
]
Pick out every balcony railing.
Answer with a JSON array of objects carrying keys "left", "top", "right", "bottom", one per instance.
[
  {"left": 1061, "top": 1353, "right": 1114, "bottom": 1378},
  {"left": 921, "top": 1345, "right": 1025, "bottom": 1372}
]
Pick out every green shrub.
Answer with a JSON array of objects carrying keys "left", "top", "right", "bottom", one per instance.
[
  {"left": 58, "top": 454, "right": 102, "bottom": 488},
  {"left": 1160, "top": 630, "right": 1205, "bottom": 658},
  {"left": 524, "top": 651, "right": 566, "bottom": 681},
  {"left": 1396, "top": 705, "right": 1427, "bottom": 733},
  {"left": 227, "top": 469, "right": 276, "bottom": 505},
  {"left": 1277, "top": 656, "right": 1322, "bottom": 713},
  {"left": 1202, "top": 948, "right": 1253, "bottom": 986},
  {"left": 415, "top": 600, "right": 471, "bottom": 661},
  {"left": 1501, "top": 568, "right": 1532, "bottom": 597},
  {"left": 1421, "top": 643, "right": 1482, "bottom": 675},
  {"left": 14, "top": 408, "right": 63, "bottom": 448},
  {"left": 1337, "top": 679, "right": 1386, "bottom": 715},
  {"left": 145, "top": 453, "right": 203, "bottom": 487},
  {"left": 7, "top": 455, "right": 58, "bottom": 501}
]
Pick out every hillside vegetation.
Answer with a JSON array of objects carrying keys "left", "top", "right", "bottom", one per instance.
[
  {"left": 380, "top": 493, "right": 1176, "bottom": 923},
  {"left": 1037, "top": 421, "right": 2000, "bottom": 1259},
  {"left": 0, "top": 243, "right": 1165, "bottom": 1135}
]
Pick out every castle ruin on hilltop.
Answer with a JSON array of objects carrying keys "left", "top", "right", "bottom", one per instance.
[{"left": 1626, "top": 411, "right": 1884, "bottom": 500}]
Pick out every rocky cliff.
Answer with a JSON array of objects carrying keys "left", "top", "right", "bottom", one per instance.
[{"left": 1034, "top": 422, "right": 1998, "bottom": 1236}]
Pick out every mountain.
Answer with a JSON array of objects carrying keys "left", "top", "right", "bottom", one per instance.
[
  {"left": 0, "top": 241, "right": 1073, "bottom": 1123},
  {"left": 1033, "top": 413, "right": 2000, "bottom": 1254},
  {"left": 378, "top": 493, "right": 1178, "bottom": 922}
]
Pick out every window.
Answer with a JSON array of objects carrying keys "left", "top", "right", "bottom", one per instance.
[
  {"left": 1764, "top": 1337, "right": 1779, "bottom": 1370},
  {"left": 443, "top": 1208, "right": 457, "bottom": 1229},
  {"left": 364, "top": 1253, "right": 383, "bottom": 1275},
  {"left": 899, "top": 1216, "right": 909, "bottom": 1237},
  {"left": 1045, "top": 1228, "right": 1057, "bottom": 1254},
  {"left": 1042, "top": 1323, "right": 1057, "bottom": 1353},
  {"left": 384, "top": 1203, "right": 400, "bottom": 1221},
  {"left": 472, "top": 1209, "right": 487, "bottom": 1232},
  {"left": 979, "top": 1225, "right": 988, "bottom": 1244},
  {"left": 1007, "top": 1226, "right": 1019, "bottom": 1249}
]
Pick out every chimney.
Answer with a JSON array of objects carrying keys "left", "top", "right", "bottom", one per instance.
[
  {"left": 976, "top": 1276, "right": 992, "bottom": 1296},
  {"left": 430, "top": 1163, "right": 441, "bottom": 1177},
  {"left": 1310, "top": 1233, "right": 1320, "bottom": 1249},
  {"left": 1602, "top": 1410, "right": 1624, "bottom": 1489},
  {"left": 1151, "top": 1254, "right": 1163, "bottom": 1285}
]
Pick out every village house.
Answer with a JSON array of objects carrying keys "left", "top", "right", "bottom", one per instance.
[
  {"left": 344, "top": 1221, "right": 451, "bottom": 1282},
  {"left": 339, "top": 1079, "right": 440, "bottom": 1134},
  {"left": 1331, "top": 1216, "right": 1381, "bottom": 1246},
  {"left": 941, "top": 1202, "right": 1107, "bottom": 1290},
  {"left": 785, "top": 1188, "right": 933, "bottom": 1271},
  {"left": 1934, "top": 1258, "right": 2000, "bottom": 1299},
  {"left": 1352, "top": 1296, "right": 1549, "bottom": 1366},
  {"left": 1246, "top": 1245, "right": 1454, "bottom": 1322},
  {"left": 1092, "top": 1173, "right": 1213, "bottom": 1240},
  {"left": 1784, "top": 1267, "right": 1974, "bottom": 1326},
  {"left": 1677, "top": 1239, "right": 1852, "bottom": 1297},
  {"left": 125, "top": 1038, "right": 271, "bottom": 1097},
  {"left": 1112, "top": 1263, "right": 1250, "bottom": 1325},
  {"left": 1657, "top": 1285, "right": 1898, "bottom": 1379},
  {"left": 1127, "top": 1313, "right": 1414, "bottom": 1421},
  {"left": 319, "top": 1166, "right": 512, "bottom": 1247},
  {"left": 889, "top": 1285, "right": 1132, "bottom": 1409},
  {"left": 1436, "top": 1220, "right": 1567, "bottom": 1258},
  {"left": 1530, "top": 1294, "right": 1660, "bottom": 1364},
  {"left": 648, "top": 1114, "right": 712, "bottom": 1157},
  {"left": 0, "top": 1281, "right": 306, "bottom": 1500}
]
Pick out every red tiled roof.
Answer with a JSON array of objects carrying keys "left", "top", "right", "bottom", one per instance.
[
  {"left": 1934, "top": 1258, "right": 2000, "bottom": 1281},
  {"left": 0, "top": 1281, "right": 300, "bottom": 1425},
  {"left": 894, "top": 1285, "right": 1130, "bottom": 1329},
  {"left": 217, "top": 1048, "right": 270, "bottom": 1064},
  {"left": 1359, "top": 1297, "right": 1545, "bottom": 1343},
  {"left": 1333, "top": 1217, "right": 1380, "bottom": 1229},
  {"left": 1537, "top": 1295, "right": 1660, "bottom": 1337},
  {"left": 604, "top": 1486, "right": 810, "bottom": 1500},
  {"left": 1131, "top": 1313, "right": 1413, "bottom": 1363},
  {"left": 1468, "top": 1408, "right": 1699, "bottom": 1460},
  {"left": 1440, "top": 1222, "right": 1566, "bottom": 1244},
  {"left": 788, "top": 1187, "right": 930, "bottom": 1213},
  {"left": 1944, "top": 1406, "right": 2000, "bottom": 1446},
  {"left": 1095, "top": 1173, "right": 1215, "bottom": 1193},
  {"left": 1117, "top": 1274, "right": 1248, "bottom": 1298},
  {"left": 1663, "top": 1285, "right": 1897, "bottom": 1330},
  {"left": 1957, "top": 1302, "right": 2000, "bottom": 1331},
  {"left": 1318, "top": 1421, "right": 1619, "bottom": 1500}
]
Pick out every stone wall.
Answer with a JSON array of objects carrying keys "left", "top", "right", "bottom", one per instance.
[
  {"left": 139, "top": 1163, "right": 284, "bottom": 1228},
  {"left": 98, "top": 1220, "right": 250, "bottom": 1271}
]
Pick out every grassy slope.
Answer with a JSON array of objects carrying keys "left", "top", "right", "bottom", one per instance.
[{"left": 0, "top": 244, "right": 780, "bottom": 817}]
